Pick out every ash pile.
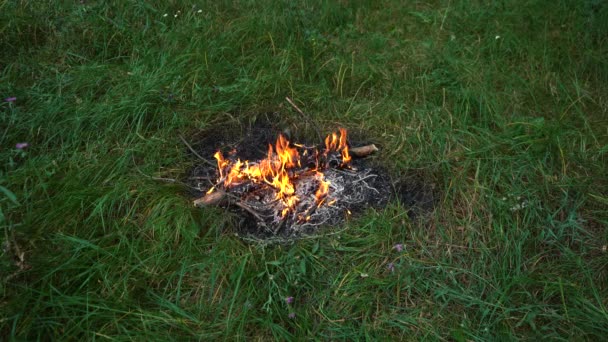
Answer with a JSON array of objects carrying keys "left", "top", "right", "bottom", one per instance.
[{"left": 192, "top": 127, "right": 391, "bottom": 238}]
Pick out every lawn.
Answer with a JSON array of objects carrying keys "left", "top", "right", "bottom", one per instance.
[{"left": 1, "top": 0, "right": 607, "bottom": 340}]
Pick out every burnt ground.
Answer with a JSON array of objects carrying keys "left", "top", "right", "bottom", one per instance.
[{"left": 184, "top": 112, "right": 438, "bottom": 240}]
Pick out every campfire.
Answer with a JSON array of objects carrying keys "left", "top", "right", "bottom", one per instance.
[
  {"left": 182, "top": 113, "right": 432, "bottom": 236},
  {"left": 193, "top": 127, "right": 387, "bottom": 236}
]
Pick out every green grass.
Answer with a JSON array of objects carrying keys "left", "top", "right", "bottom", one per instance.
[{"left": 1, "top": 0, "right": 608, "bottom": 339}]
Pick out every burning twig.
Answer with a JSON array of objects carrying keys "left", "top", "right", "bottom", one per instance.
[{"left": 193, "top": 189, "right": 227, "bottom": 207}]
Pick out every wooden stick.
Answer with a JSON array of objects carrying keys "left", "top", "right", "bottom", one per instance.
[
  {"left": 179, "top": 134, "right": 217, "bottom": 167},
  {"left": 193, "top": 190, "right": 226, "bottom": 207},
  {"left": 235, "top": 202, "right": 269, "bottom": 229},
  {"left": 285, "top": 97, "right": 323, "bottom": 142},
  {"left": 349, "top": 144, "right": 378, "bottom": 157}
]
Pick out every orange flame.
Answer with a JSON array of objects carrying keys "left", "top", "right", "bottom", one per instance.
[
  {"left": 315, "top": 177, "right": 330, "bottom": 203},
  {"left": 212, "top": 128, "right": 351, "bottom": 217},
  {"left": 339, "top": 128, "right": 351, "bottom": 164},
  {"left": 214, "top": 151, "right": 228, "bottom": 179},
  {"left": 324, "top": 128, "right": 350, "bottom": 165}
]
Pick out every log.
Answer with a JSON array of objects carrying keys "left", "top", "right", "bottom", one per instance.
[
  {"left": 349, "top": 144, "right": 378, "bottom": 157},
  {"left": 193, "top": 189, "right": 226, "bottom": 207}
]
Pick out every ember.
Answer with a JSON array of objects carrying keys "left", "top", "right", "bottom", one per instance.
[{"left": 193, "top": 126, "right": 387, "bottom": 237}]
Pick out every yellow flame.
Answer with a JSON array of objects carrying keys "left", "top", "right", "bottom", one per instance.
[
  {"left": 212, "top": 129, "right": 352, "bottom": 217},
  {"left": 324, "top": 128, "right": 351, "bottom": 165}
]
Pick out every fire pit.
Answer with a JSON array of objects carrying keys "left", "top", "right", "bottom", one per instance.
[
  {"left": 193, "top": 126, "right": 390, "bottom": 236},
  {"left": 186, "top": 112, "right": 436, "bottom": 240}
]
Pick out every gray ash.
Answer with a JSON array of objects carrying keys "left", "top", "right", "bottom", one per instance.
[{"left": 228, "top": 165, "right": 390, "bottom": 237}]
